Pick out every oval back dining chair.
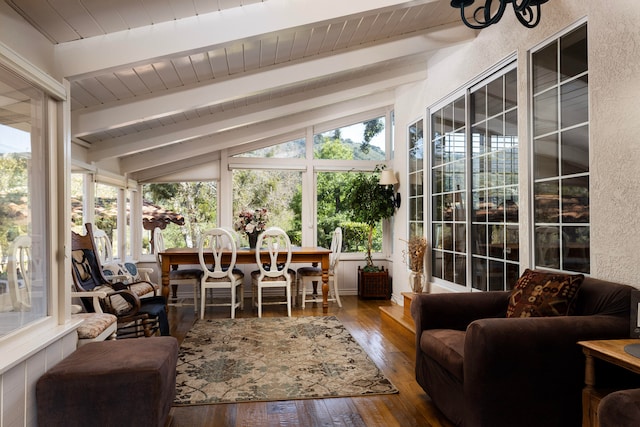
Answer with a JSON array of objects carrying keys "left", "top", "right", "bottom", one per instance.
[
  {"left": 251, "top": 227, "right": 295, "bottom": 317},
  {"left": 198, "top": 228, "right": 245, "bottom": 319},
  {"left": 297, "top": 226, "right": 342, "bottom": 308},
  {"left": 154, "top": 227, "right": 203, "bottom": 312}
]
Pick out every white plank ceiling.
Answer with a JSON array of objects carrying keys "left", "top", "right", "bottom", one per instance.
[{"left": 4, "top": 0, "right": 476, "bottom": 181}]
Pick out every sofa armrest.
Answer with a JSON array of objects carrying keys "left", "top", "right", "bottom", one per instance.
[
  {"left": 463, "top": 314, "right": 630, "bottom": 426},
  {"left": 411, "top": 291, "right": 510, "bottom": 333}
]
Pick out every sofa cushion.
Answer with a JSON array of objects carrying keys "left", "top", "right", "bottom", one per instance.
[
  {"left": 507, "top": 269, "right": 584, "bottom": 318},
  {"left": 420, "top": 329, "right": 465, "bottom": 382}
]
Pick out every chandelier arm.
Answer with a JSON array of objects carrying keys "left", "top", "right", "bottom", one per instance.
[
  {"left": 474, "top": 0, "right": 508, "bottom": 27},
  {"left": 512, "top": 0, "right": 533, "bottom": 13},
  {"left": 514, "top": 3, "right": 541, "bottom": 28}
]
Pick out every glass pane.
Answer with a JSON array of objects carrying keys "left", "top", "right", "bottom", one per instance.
[
  {"left": 535, "top": 226, "right": 560, "bottom": 269},
  {"left": 533, "top": 42, "right": 557, "bottom": 93},
  {"left": 488, "top": 260, "right": 504, "bottom": 291},
  {"left": 431, "top": 109, "right": 443, "bottom": 141},
  {"left": 471, "top": 86, "right": 486, "bottom": 124},
  {"left": 454, "top": 254, "right": 466, "bottom": 286},
  {"left": 534, "top": 88, "right": 558, "bottom": 137},
  {"left": 314, "top": 117, "right": 385, "bottom": 160},
  {"left": 472, "top": 223, "right": 487, "bottom": 256},
  {"left": 95, "top": 183, "right": 118, "bottom": 257},
  {"left": 472, "top": 124, "right": 487, "bottom": 155},
  {"left": 487, "top": 77, "right": 503, "bottom": 117},
  {"left": 505, "top": 225, "right": 519, "bottom": 261},
  {"left": 144, "top": 182, "right": 218, "bottom": 248},
  {"left": 444, "top": 252, "right": 454, "bottom": 282},
  {"left": 234, "top": 138, "right": 305, "bottom": 158},
  {"left": 560, "top": 25, "right": 588, "bottom": 81},
  {"left": 505, "top": 109, "right": 517, "bottom": 140},
  {"left": 534, "top": 134, "right": 559, "bottom": 179},
  {"left": 442, "top": 103, "right": 454, "bottom": 134},
  {"left": 506, "top": 188, "right": 519, "bottom": 223},
  {"left": 562, "top": 226, "right": 589, "bottom": 273},
  {"left": 454, "top": 190, "right": 465, "bottom": 221},
  {"left": 562, "top": 176, "right": 589, "bottom": 224},
  {"left": 433, "top": 195, "right": 443, "bottom": 221},
  {"left": 488, "top": 116, "right": 503, "bottom": 151},
  {"left": 433, "top": 223, "right": 443, "bottom": 250},
  {"left": 409, "top": 170, "right": 423, "bottom": 197},
  {"left": 472, "top": 257, "right": 488, "bottom": 291},
  {"left": 71, "top": 174, "right": 85, "bottom": 234},
  {"left": 535, "top": 180, "right": 559, "bottom": 223},
  {"left": 505, "top": 147, "right": 518, "bottom": 185},
  {"left": 454, "top": 224, "right": 466, "bottom": 253},
  {"left": 561, "top": 75, "right": 588, "bottom": 128},
  {"left": 453, "top": 96, "right": 466, "bottom": 131},
  {"left": 233, "top": 170, "right": 302, "bottom": 246},
  {"left": 443, "top": 223, "right": 453, "bottom": 251},
  {"left": 489, "top": 225, "right": 504, "bottom": 259},
  {"left": 0, "top": 70, "right": 47, "bottom": 337},
  {"left": 473, "top": 190, "right": 488, "bottom": 223},
  {"left": 472, "top": 156, "right": 486, "bottom": 189},
  {"left": 561, "top": 125, "right": 589, "bottom": 175},
  {"left": 432, "top": 136, "right": 444, "bottom": 167},
  {"left": 488, "top": 188, "right": 504, "bottom": 223},
  {"left": 432, "top": 250, "right": 443, "bottom": 279}
]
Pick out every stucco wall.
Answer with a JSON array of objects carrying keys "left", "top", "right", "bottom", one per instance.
[{"left": 392, "top": 0, "right": 640, "bottom": 296}]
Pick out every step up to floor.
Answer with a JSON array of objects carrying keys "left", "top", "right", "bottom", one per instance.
[{"left": 379, "top": 292, "right": 417, "bottom": 334}]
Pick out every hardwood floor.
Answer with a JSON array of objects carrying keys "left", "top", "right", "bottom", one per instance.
[{"left": 166, "top": 295, "right": 454, "bottom": 427}]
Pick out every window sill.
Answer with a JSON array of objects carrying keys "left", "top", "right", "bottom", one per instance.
[{"left": 0, "top": 317, "right": 83, "bottom": 375}]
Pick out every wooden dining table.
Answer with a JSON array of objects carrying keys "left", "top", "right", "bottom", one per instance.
[{"left": 159, "top": 246, "right": 333, "bottom": 311}]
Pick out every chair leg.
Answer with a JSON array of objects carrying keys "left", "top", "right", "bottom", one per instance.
[
  {"left": 257, "top": 286, "right": 262, "bottom": 318},
  {"left": 231, "top": 286, "right": 236, "bottom": 319},
  {"left": 332, "top": 276, "right": 342, "bottom": 308},
  {"left": 286, "top": 284, "right": 291, "bottom": 317},
  {"left": 301, "top": 276, "right": 307, "bottom": 308},
  {"left": 200, "top": 286, "right": 205, "bottom": 320}
]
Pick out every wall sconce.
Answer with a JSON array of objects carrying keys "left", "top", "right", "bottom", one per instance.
[{"left": 379, "top": 169, "right": 401, "bottom": 209}]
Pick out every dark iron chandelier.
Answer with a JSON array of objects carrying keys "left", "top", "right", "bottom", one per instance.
[{"left": 450, "top": 0, "right": 549, "bottom": 29}]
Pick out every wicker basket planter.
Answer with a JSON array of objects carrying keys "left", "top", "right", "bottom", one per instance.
[{"left": 357, "top": 266, "right": 391, "bottom": 299}]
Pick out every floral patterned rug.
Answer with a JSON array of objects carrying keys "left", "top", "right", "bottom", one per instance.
[{"left": 174, "top": 316, "right": 398, "bottom": 405}]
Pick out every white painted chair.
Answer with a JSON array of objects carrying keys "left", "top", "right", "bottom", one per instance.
[
  {"left": 198, "top": 228, "right": 244, "bottom": 319},
  {"left": 251, "top": 227, "right": 295, "bottom": 317},
  {"left": 154, "top": 227, "right": 202, "bottom": 311},
  {"left": 7, "top": 235, "right": 32, "bottom": 311},
  {"left": 93, "top": 227, "right": 114, "bottom": 264},
  {"left": 297, "top": 227, "right": 343, "bottom": 308}
]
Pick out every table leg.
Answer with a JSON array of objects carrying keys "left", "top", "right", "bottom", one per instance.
[
  {"left": 321, "top": 253, "right": 330, "bottom": 312},
  {"left": 582, "top": 351, "right": 595, "bottom": 427}
]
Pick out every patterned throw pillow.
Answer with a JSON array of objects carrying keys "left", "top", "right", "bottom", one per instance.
[{"left": 506, "top": 269, "right": 584, "bottom": 318}]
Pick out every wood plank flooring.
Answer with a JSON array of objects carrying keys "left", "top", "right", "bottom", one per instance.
[{"left": 166, "top": 295, "right": 454, "bottom": 427}]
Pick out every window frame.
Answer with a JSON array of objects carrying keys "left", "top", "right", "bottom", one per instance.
[
  {"left": 0, "top": 45, "right": 68, "bottom": 373},
  {"left": 530, "top": 20, "right": 590, "bottom": 274},
  {"left": 428, "top": 58, "right": 519, "bottom": 292}
]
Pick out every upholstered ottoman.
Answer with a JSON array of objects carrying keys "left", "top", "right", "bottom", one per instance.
[{"left": 36, "top": 336, "right": 178, "bottom": 427}]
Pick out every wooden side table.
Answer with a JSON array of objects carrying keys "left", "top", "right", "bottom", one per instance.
[{"left": 578, "top": 339, "right": 640, "bottom": 427}]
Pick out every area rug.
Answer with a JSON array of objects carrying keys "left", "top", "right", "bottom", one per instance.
[{"left": 174, "top": 316, "right": 398, "bottom": 405}]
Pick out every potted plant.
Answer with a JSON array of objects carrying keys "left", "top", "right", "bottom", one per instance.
[{"left": 346, "top": 166, "right": 396, "bottom": 298}]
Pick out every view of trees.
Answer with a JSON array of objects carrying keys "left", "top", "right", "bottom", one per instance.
[{"left": 79, "top": 117, "right": 387, "bottom": 256}]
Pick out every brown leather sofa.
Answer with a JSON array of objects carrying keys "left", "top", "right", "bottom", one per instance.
[{"left": 411, "top": 276, "right": 633, "bottom": 427}]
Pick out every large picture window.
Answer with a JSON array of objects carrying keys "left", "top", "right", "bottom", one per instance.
[
  {"left": 430, "top": 64, "right": 519, "bottom": 291},
  {"left": 0, "top": 66, "right": 49, "bottom": 337},
  {"left": 532, "top": 23, "right": 589, "bottom": 274}
]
